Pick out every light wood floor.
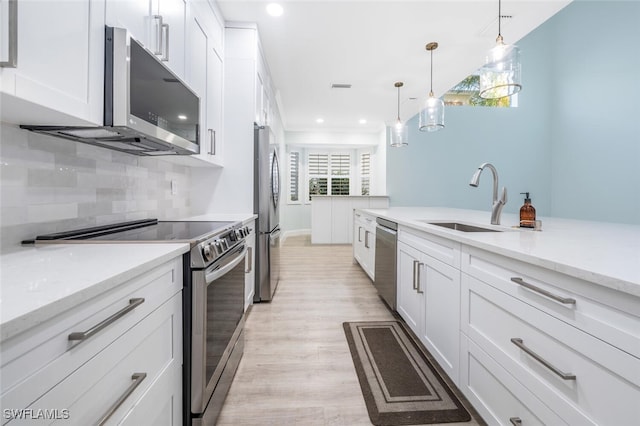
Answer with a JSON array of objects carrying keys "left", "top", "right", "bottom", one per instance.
[{"left": 216, "top": 236, "right": 482, "bottom": 426}]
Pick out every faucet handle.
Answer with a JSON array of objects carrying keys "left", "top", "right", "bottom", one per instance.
[{"left": 500, "top": 187, "right": 508, "bottom": 204}]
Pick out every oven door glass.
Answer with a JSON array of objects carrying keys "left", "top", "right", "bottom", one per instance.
[{"left": 204, "top": 245, "right": 246, "bottom": 387}]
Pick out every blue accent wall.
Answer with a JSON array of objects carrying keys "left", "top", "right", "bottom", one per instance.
[{"left": 387, "top": 0, "right": 640, "bottom": 224}]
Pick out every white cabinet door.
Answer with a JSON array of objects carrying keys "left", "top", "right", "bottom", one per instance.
[
  {"left": 182, "top": 2, "right": 223, "bottom": 167},
  {"left": 0, "top": 0, "right": 104, "bottom": 125},
  {"left": 419, "top": 254, "right": 461, "bottom": 385},
  {"left": 311, "top": 198, "right": 332, "bottom": 244},
  {"left": 397, "top": 241, "right": 424, "bottom": 336},
  {"left": 106, "top": 0, "right": 185, "bottom": 78},
  {"left": 156, "top": 0, "right": 186, "bottom": 78}
]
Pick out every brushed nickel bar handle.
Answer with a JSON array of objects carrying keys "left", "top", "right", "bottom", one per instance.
[
  {"left": 152, "top": 15, "right": 163, "bottom": 55},
  {"left": 207, "top": 129, "right": 214, "bottom": 155},
  {"left": 509, "top": 417, "right": 522, "bottom": 426},
  {"left": 245, "top": 247, "right": 252, "bottom": 273},
  {"left": 364, "top": 230, "right": 370, "bottom": 249},
  {"left": 511, "top": 277, "right": 576, "bottom": 305},
  {"left": 511, "top": 338, "right": 576, "bottom": 381},
  {"left": 0, "top": 0, "right": 17, "bottom": 67},
  {"left": 412, "top": 260, "right": 419, "bottom": 290},
  {"left": 416, "top": 262, "right": 424, "bottom": 294},
  {"left": 358, "top": 226, "right": 362, "bottom": 242},
  {"left": 97, "top": 372, "right": 147, "bottom": 425},
  {"left": 161, "top": 22, "right": 169, "bottom": 61},
  {"left": 68, "top": 298, "right": 145, "bottom": 341}
]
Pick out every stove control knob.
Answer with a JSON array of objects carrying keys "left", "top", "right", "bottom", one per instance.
[
  {"left": 203, "top": 244, "right": 213, "bottom": 261},
  {"left": 229, "top": 232, "right": 237, "bottom": 242},
  {"left": 244, "top": 226, "right": 251, "bottom": 235},
  {"left": 219, "top": 239, "right": 229, "bottom": 252},
  {"left": 212, "top": 240, "right": 221, "bottom": 255},
  {"left": 236, "top": 229, "right": 244, "bottom": 239}
]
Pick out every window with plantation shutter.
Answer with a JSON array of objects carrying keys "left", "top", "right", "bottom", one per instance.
[
  {"left": 360, "top": 152, "right": 371, "bottom": 195},
  {"left": 307, "top": 151, "right": 351, "bottom": 200},
  {"left": 288, "top": 151, "right": 300, "bottom": 202}
]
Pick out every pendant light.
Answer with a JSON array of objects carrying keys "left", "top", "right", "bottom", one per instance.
[
  {"left": 479, "top": 0, "right": 522, "bottom": 99},
  {"left": 418, "top": 42, "right": 444, "bottom": 132},
  {"left": 390, "top": 82, "right": 408, "bottom": 147}
]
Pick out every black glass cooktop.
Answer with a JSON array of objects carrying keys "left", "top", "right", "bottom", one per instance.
[
  {"left": 90, "top": 221, "right": 235, "bottom": 242},
  {"left": 27, "top": 219, "right": 235, "bottom": 244}
]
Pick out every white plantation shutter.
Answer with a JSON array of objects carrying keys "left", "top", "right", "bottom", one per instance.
[
  {"left": 289, "top": 151, "right": 299, "bottom": 202},
  {"left": 307, "top": 151, "right": 352, "bottom": 200},
  {"left": 361, "top": 152, "right": 371, "bottom": 195}
]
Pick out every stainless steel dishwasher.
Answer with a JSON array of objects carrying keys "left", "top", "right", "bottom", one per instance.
[{"left": 374, "top": 217, "right": 397, "bottom": 310}]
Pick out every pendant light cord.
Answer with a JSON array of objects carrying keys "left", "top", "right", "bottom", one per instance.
[
  {"left": 429, "top": 49, "right": 434, "bottom": 97},
  {"left": 397, "top": 85, "right": 401, "bottom": 121},
  {"left": 498, "top": 0, "right": 502, "bottom": 38}
]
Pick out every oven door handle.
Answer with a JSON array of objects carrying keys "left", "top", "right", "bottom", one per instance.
[{"left": 205, "top": 246, "right": 247, "bottom": 283}]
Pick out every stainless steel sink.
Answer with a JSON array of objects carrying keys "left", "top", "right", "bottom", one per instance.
[{"left": 422, "top": 222, "right": 502, "bottom": 232}]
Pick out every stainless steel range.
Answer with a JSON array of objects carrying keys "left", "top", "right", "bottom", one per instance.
[{"left": 24, "top": 218, "right": 251, "bottom": 425}]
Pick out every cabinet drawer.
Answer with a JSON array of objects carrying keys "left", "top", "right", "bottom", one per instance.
[
  {"left": 1, "top": 258, "right": 182, "bottom": 413},
  {"left": 462, "top": 246, "right": 640, "bottom": 359},
  {"left": 463, "top": 275, "right": 640, "bottom": 425},
  {"left": 25, "top": 293, "right": 182, "bottom": 426},
  {"left": 460, "top": 337, "right": 568, "bottom": 426},
  {"left": 398, "top": 227, "right": 460, "bottom": 268}
]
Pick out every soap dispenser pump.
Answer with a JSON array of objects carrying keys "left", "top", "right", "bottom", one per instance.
[{"left": 519, "top": 192, "right": 536, "bottom": 228}]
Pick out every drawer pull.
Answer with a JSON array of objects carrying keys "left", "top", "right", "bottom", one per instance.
[
  {"left": 412, "top": 260, "right": 419, "bottom": 290},
  {"left": 68, "top": 298, "right": 145, "bottom": 341},
  {"left": 511, "top": 338, "right": 576, "bottom": 381},
  {"left": 510, "top": 417, "right": 522, "bottom": 426},
  {"left": 97, "top": 372, "right": 147, "bottom": 425},
  {"left": 510, "top": 277, "right": 576, "bottom": 305},
  {"left": 416, "top": 262, "right": 424, "bottom": 294}
]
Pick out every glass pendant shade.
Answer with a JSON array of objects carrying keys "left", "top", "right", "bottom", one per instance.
[
  {"left": 479, "top": 39, "right": 521, "bottom": 99},
  {"left": 390, "top": 82, "right": 408, "bottom": 147},
  {"left": 419, "top": 94, "right": 445, "bottom": 132},
  {"left": 419, "top": 42, "right": 444, "bottom": 132},
  {"left": 390, "top": 118, "right": 408, "bottom": 147}
]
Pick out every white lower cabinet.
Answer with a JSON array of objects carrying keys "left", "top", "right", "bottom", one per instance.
[
  {"left": 460, "top": 337, "right": 568, "bottom": 426},
  {"left": 353, "top": 211, "right": 376, "bottom": 280},
  {"left": 396, "top": 228, "right": 461, "bottom": 385},
  {"left": 0, "top": 258, "right": 183, "bottom": 425},
  {"left": 460, "top": 247, "right": 640, "bottom": 426}
]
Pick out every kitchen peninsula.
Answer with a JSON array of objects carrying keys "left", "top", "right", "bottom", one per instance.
[{"left": 355, "top": 206, "right": 640, "bottom": 425}]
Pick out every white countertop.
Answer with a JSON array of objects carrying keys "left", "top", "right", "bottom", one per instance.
[
  {"left": 363, "top": 207, "right": 640, "bottom": 297},
  {"left": 0, "top": 243, "right": 190, "bottom": 342},
  {"left": 180, "top": 213, "right": 257, "bottom": 223}
]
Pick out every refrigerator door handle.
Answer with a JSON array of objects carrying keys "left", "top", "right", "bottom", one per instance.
[{"left": 269, "top": 229, "right": 281, "bottom": 241}]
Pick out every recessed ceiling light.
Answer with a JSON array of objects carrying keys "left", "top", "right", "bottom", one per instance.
[
  {"left": 266, "top": 3, "right": 283, "bottom": 17},
  {"left": 316, "top": 118, "right": 324, "bottom": 124},
  {"left": 359, "top": 119, "right": 367, "bottom": 124},
  {"left": 178, "top": 114, "right": 187, "bottom": 120}
]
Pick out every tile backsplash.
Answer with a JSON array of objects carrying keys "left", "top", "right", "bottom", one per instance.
[{"left": 0, "top": 123, "right": 192, "bottom": 252}]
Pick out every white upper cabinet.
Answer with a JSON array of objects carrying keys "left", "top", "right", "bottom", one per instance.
[
  {"left": 106, "top": 0, "right": 186, "bottom": 79},
  {"left": 169, "top": 0, "right": 224, "bottom": 167},
  {"left": 0, "top": 0, "right": 105, "bottom": 126}
]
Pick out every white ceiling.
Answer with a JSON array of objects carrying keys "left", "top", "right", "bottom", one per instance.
[{"left": 216, "top": 0, "right": 572, "bottom": 133}]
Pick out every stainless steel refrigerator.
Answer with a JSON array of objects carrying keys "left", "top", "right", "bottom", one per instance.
[{"left": 254, "top": 124, "right": 281, "bottom": 302}]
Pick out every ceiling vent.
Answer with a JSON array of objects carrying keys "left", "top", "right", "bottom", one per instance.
[{"left": 331, "top": 83, "right": 352, "bottom": 89}]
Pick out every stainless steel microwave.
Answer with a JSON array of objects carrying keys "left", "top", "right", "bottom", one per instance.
[{"left": 21, "top": 26, "right": 200, "bottom": 156}]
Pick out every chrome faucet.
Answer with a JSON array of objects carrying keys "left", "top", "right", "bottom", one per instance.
[{"left": 469, "top": 162, "right": 507, "bottom": 225}]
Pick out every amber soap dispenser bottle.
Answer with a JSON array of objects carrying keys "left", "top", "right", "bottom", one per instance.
[{"left": 519, "top": 192, "right": 536, "bottom": 228}]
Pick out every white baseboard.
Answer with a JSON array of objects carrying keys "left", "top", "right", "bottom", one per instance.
[{"left": 281, "top": 228, "right": 311, "bottom": 244}]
